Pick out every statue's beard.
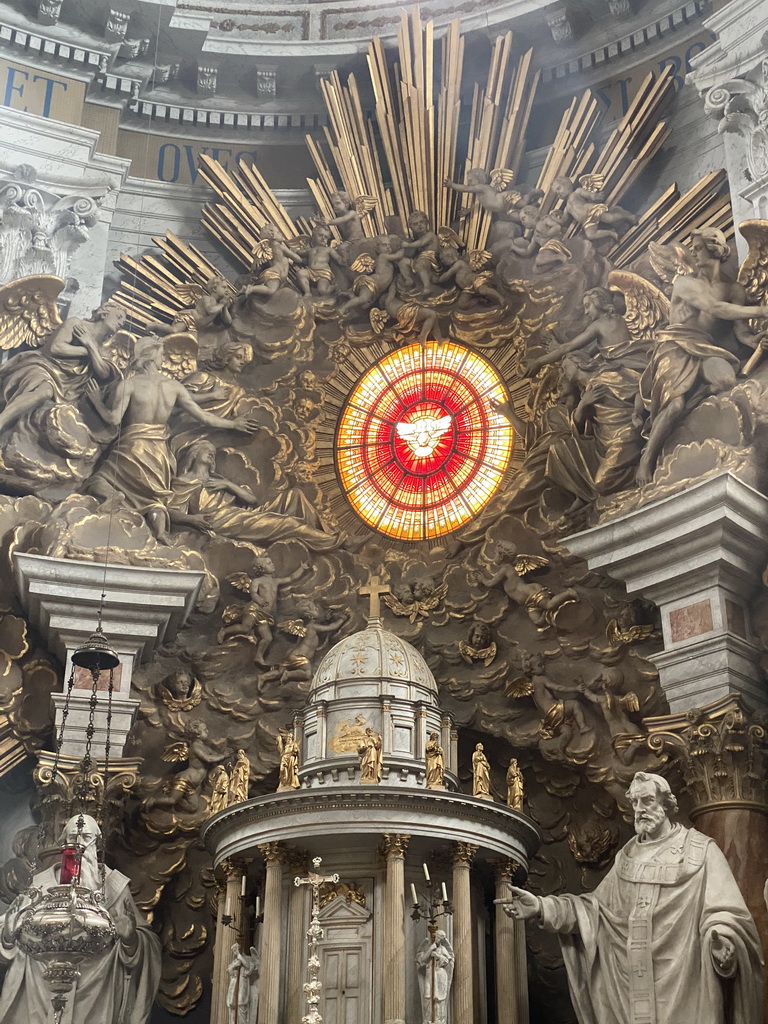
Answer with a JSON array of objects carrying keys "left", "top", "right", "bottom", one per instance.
[{"left": 634, "top": 805, "right": 667, "bottom": 838}]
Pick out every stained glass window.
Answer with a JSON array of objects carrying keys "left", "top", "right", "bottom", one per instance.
[{"left": 336, "top": 342, "right": 515, "bottom": 541}]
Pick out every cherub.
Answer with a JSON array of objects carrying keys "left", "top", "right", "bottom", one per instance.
[
  {"left": 605, "top": 602, "right": 657, "bottom": 648},
  {"left": 144, "top": 720, "right": 228, "bottom": 816},
  {"left": 338, "top": 235, "right": 405, "bottom": 317},
  {"left": 551, "top": 174, "right": 637, "bottom": 246},
  {"left": 476, "top": 541, "right": 577, "bottom": 629},
  {"left": 322, "top": 191, "right": 377, "bottom": 242},
  {"left": 457, "top": 622, "right": 497, "bottom": 666},
  {"left": 294, "top": 222, "right": 347, "bottom": 300},
  {"left": 259, "top": 600, "right": 349, "bottom": 687},
  {"left": 217, "top": 554, "right": 309, "bottom": 665},
  {"left": 510, "top": 208, "right": 566, "bottom": 259},
  {"left": 506, "top": 651, "right": 591, "bottom": 749},
  {"left": 243, "top": 223, "right": 304, "bottom": 299},
  {"left": 369, "top": 282, "right": 446, "bottom": 345},
  {"left": 398, "top": 210, "right": 440, "bottom": 292},
  {"left": 444, "top": 167, "right": 540, "bottom": 219},
  {"left": 437, "top": 246, "right": 504, "bottom": 305},
  {"left": 579, "top": 667, "right": 641, "bottom": 740},
  {"left": 383, "top": 578, "right": 448, "bottom": 623},
  {"left": 147, "top": 276, "right": 235, "bottom": 336}
]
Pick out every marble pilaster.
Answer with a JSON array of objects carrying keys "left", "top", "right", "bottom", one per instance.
[
  {"left": 452, "top": 842, "right": 478, "bottom": 1024},
  {"left": 381, "top": 833, "right": 410, "bottom": 1024},
  {"left": 257, "top": 842, "right": 287, "bottom": 1024},
  {"left": 494, "top": 860, "right": 528, "bottom": 1024},
  {"left": 211, "top": 879, "right": 228, "bottom": 1024},
  {"left": 564, "top": 474, "right": 768, "bottom": 711}
]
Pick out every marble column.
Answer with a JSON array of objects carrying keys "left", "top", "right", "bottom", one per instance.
[
  {"left": 452, "top": 842, "right": 478, "bottom": 1024},
  {"left": 211, "top": 860, "right": 246, "bottom": 1024},
  {"left": 494, "top": 860, "right": 528, "bottom": 1024},
  {"left": 258, "top": 842, "right": 287, "bottom": 1024},
  {"left": 381, "top": 833, "right": 410, "bottom": 1024},
  {"left": 285, "top": 849, "right": 309, "bottom": 1023},
  {"left": 646, "top": 694, "right": 768, "bottom": 1012}
]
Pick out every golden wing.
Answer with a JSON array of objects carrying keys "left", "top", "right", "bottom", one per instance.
[
  {"left": 252, "top": 238, "right": 274, "bottom": 265},
  {"left": 438, "top": 226, "right": 462, "bottom": 250},
  {"left": 353, "top": 195, "right": 378, "bottom": 216},
  {"left": 490, "top": 168, "right": 515, "bottom": 192},
  {"left": 505, "top": 675, "right": 534, "bottom": 699},
  {"left": 420, "top": 580, "right": 449, "bottom": 612},
  {"left": 175, "top": 282, "right": 203, "bottom": 307},
  {"left": 162, "top": 331, "right": 198, "bottom": 381},
  {"left": 279, "top": 619, "right": 307, "bottom": 638},
  {"left": 502, "top": 191, "right": 523, "bottom": 214},
  {"left": 162, "top": 741, "right": 189, "bottom": 763},
  {"left": 226, "top": 571, "right": 253, "bottom": 594},
  {"left": 468, "top": 249, "right": 493, "bottom": 271},
  {"left": 103, "top": 328, "right": 138, "bottom": 372},
  {"left": 369, "top": 307, "right": 389, "bottom": 334},
  {"left": 287, "top": 234, "right": 311, "bottom": 253},
  {"left": 514, "top": 553, "right": 549, "bottom": 577},
  {"left": 578, "top": 173, "right": 605, "bottom": 193},
  {"left": 737, "top": 220, "right": 768, "bottom": 311},
  {"left": 619, "top": 692, "right": 640, "bottom": 714},
  {"left": 382, "top": 593, "right": 412, "bottom": 617},
  {"left": 0, "top": 275, "right": 64, "bottom": 350},
  {"left": 607, "top": 270, "right": 670, "bottom": 344},
  {"left": 648, "top": 240, "right": 694, "bottom": 285},
  {"left": 351, "top": 253, "right": 375, "bottom": 274}
]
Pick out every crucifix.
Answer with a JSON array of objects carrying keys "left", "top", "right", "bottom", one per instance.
[
  {"left": 294, "top": 857, "right": 339, "bottom": 1024},
  {"left": 359, "top": 574, "right": 391, "bottom": 622}
]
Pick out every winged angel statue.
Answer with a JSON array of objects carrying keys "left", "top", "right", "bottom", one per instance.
[{"left": 610, "top": 223, "right": 768, "bottom": 484}]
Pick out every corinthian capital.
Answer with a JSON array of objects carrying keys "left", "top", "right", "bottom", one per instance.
[
  {"left": 258, "top": 841, "right": 289, "bottom": 866},
  {"left": 453, "top": 842, "right": 479, "bottom": 867},
  {"left": 380, "top": 833, "right": 410, "bottom": 859},
  {"left": 647, "top": 695, "right": 767, "bottom": 811}
]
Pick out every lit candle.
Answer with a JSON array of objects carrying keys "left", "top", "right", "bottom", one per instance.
[
  {"left": 442, "top": 882, "right": 448, "bottom": 903},
  {"left": 422, "top": 863, "right": 431, "bottom": 883},
  {"left": 241, "top": 874, "right": 246, "bottom": 897},
  {"left": 410, "top": 883, "right": 419, "bottom": 906}
]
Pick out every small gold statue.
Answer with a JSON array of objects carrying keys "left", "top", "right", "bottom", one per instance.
[
  {"left": 228, "top": 748, "right": 250, "bottom": 804},
  {"left": 357, "top": 727, "right": 383, "bottom": 784},
  {"left": 425, "top": 731, "right": 445, "bottom": 790},
  {"left": 207, "top": 764, "right": 230, "bottom": 816},
  {"left": 506, "top": 758, "right": 524, "bottom": 810},
  {"left": 277, "top": 730, "right": 300, "bottom": 792},
  {"left": 472, "top": 743, "right": 492, "bottom": 800}
]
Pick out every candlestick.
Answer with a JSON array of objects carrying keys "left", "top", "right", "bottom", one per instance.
[
  {"left": 411, "top": 883, "right": 419, "bottom": 906},
  {"left": 241, "top": 874, "right": 246, "bottom": 897},
  {"left": 422, "top": 862, "right": 431, "bottom": 883},
  {"left": 441, "top": 882, "right": 448, "bottom": 902},
  {"left": 255, "top": 895, "right": 261, "bottom": 917}
]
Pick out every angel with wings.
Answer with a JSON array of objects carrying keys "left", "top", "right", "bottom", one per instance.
[
  {"left": 144, "top": 720, "right": 228, "bottom": 817},
  {"left": 551, "top": 174, "right": 637, "bottom": 246},
  {"left": 369, "top": 282, "right": 445, "bottom": 345},
  {"left": 294, "top": 222, "right": 347, "bottom": 300},
  {"left": 506, "top": 650, "right": 592, "bottom": 753},
  {"left": 383, "top": 577, "right": 448, "bottom": 623},
  {"left": 444, "top": 167, "right": 542, "bottom": 221},
  {"left": 217, "top": 554, "right": 309, "bottom": 665},
  {"left": 258, "top": 599, "right": 349, "bottom": 687},
  {"left": 322, "top": 191, "right": 377, "bottom": 243},
  {"left": 0, "top": 279, "right": 124, "bottom": 438},
  {"left": 612, "top": 224, "right": 768, "bottom": 484},
  {"left": 338, "top": 234, "right": 405, "bottom": 317},
  {"left": 242, "top": 223, "right": 304, "bottom": 300},
  {"left": 476, "top": 540, "right": 577, "bottom": 629},
  {"left": 437, "top": 246, "right": 504, "bottom": 306}
]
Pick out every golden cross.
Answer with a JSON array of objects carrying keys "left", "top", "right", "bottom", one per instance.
[{"left": 360, "top": 574, "right": 390, "bottom": 621}]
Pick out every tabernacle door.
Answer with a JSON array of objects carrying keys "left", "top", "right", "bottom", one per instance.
[{"left": 318, "top": 895, "right": 373, "bottom": 1024}]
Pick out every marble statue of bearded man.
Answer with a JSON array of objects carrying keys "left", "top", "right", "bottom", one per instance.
[
  {"left": 501, "top": 772, "right": 763, "bottom": 1024},
  {"left": 0, "top": 814, "right": 161, "bottom": 1024}
]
